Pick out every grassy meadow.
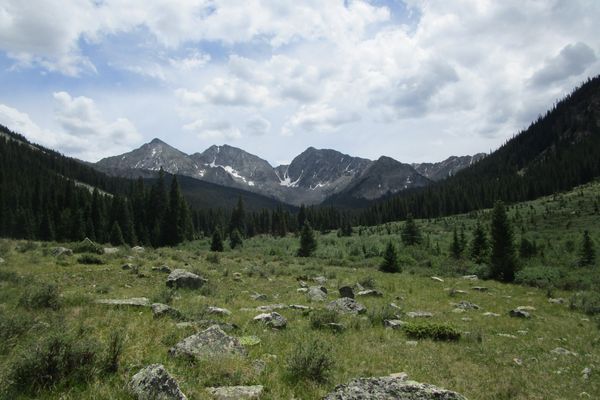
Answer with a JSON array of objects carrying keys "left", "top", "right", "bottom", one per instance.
[{"left": 1, "top": 182, "right": 599, "bottom": 399}]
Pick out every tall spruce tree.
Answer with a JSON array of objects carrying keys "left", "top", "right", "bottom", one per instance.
[
  {"left": 229, "top": 196, "right": 246, "bottom": 236},
  {"left": 470, "top": 221, "right": 489, "bottom": 264},
  {"left": 210, "top": 229, "right": 224, "bottom": 252},
  {"left": 297, "top": 222, "right": 317, "bottom": 257},
  {"left": 380, "top": 242, "right": 400, "bottom": 273},
  {"left": 450, "top": 226, "right": 463, "bottom": 259},
  {"left": 162, "top": 176, "right": 190, "bottom": 246},
  {"left": 579, "top": 230, "right": 596, "bottom": 266},
  {"left": 490, "top": 201, "right": 517, "bottom": 282},
  {"left": 401, "top": 214, "right": 421, "bottom": 245},
  {"left": 110, "top": 221, "right": 125, "bottom": 246}
]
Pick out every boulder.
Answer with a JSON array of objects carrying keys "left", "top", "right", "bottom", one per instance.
[
  {"left": 207, "top": 306, "right": 232, "bottom": 316},
  {"left": 455, "top": 301, "right": 480, "bottom": 310},
  {"left": 384, "top": 319, "right": 407, "bottom": 329},
  {"left": 103, "top": 247, "right": 119, "bottom": 255},
  {"left": 431, "top": 276, "right": 444, "bottom": 282},
  {"left": 169, "top": 325, "right": 246, "bottom": 360},
  {"left": 339, "top": 286, "right": 355, "bottom": 299},
  {"left": 509, "top": 309, "right": 530, "bottom": 318},
  {"left": 288, "top": 304, "right": 311, "bottom": 311},
  {"left": 548, "top": 298, "right": 566, "bottom": 304},
  {"left": 132, "top": 246, "right": 145, "bottom": 253},
  {"left": 96, "top": 297, "right": 150, "bottom": 307},
  {"left": 307, "top": 286, "right": 328, "bottom": 302},
  {"left": 250, "top": 293, "right": 268, "bottom": 301},
  {"left": 166, "top": 269, "right": 207, "bottom": 289},
  {"left": 297, "top": 288, "right": 308, "bottom": 293},
  {"left": 206, "top": 385, "right": 263, "bottom": 399},
  {"left": 323, "top": 375, "right": 467, "bottom": 400},
  {"left": 314, "top": 276, "right": 327, "bottom": 285},
  {"left": 255, "top": 304, "right": 286, "bottom": 312},
  {"left": 152, "top": 303, "right": 184, "bottom": 320},
  {"left": 153, "top": 265, "right": 172, "bottom": 273},
  {"left": 51, "top": 247, "right": 73, "bottom": 257},
  {"left": 471, "top": 286, "right": 488, "bottom": 292},
  {"left": 326, "top": 298, "right": 366, "bottom": 314},
  {"left": 462, "top": 275, "right": 479, "bottom": 281},
  {"left": 121, "top": 263, "right": 134, "bottom": 270},
  {"left": 128, "top": 364, "right": 187, "bottom": 400},
  {"left": 253, "top": 312, "right": 287, "bottom": 329},
  {"left": 356, "top": 289, "right": 383, "bottom": 297},
  {"left": 406, "top": 311, "right": 433, "bottom": 318}
]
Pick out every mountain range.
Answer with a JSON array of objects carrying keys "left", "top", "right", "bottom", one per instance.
[{"left": 95, "top": 140, "right": 485, "bottom": 206}]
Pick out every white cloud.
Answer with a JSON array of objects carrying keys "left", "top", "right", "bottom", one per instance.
[
  {"left": 529, "top": 42, "right": 597, "bottom": 87},
  {"left": 183, "top": 119, "right": 242, "bottom": 140},
  {"left": 245, "top": 116, "right": 271, "bottom": 136}
]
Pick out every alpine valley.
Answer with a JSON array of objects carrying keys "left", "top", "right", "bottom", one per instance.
[{"left": 94, "top": 140, "right": 485, "bottom": 206}]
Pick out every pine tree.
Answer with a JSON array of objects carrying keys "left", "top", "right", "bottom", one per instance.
[
  {"left": 229, "top": 228, "right": 243, "bottom": 249},
  {"left": 162, "top": 176, "right": 189, "bottom": 246},
  {"left": 579, "top": 230, "right": 595, "bottom": 266},
  {"left": 401, "top": 214, "right": 421, "bottom": 245},
  {"left": 490, "top": 201, "right": 517, "bottom": 282},
  {"left": 210, "top": 229, "right": 224, "bottom": 252},
  {"left": 380, "top": 242, "right": 400, "bottom": 273},
  {"left": 470, "top": 221, "right": 488, "bottom": 264},
  {"left": 110, "top": 221, "right": 125, "bottom": 246},
  {"left": 450, "top": 226, "right": 462, "bottom": 259},
  {"left": 229, "top": 196, "right": 246, "bottom": 236},
  {"left": 297, "top": 222, "right": 317, "bottom": 257}
]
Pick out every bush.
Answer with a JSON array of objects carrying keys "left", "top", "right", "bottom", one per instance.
[
  {"left": 77, "top": 254, "right": 104, "bottom": 265},
  {"left": 570, "top": 291, "right": 600, "bottom": 316},
  {"left": 367, "top": 305, "right": 398, "bottom": 327},
  {"left": 5, "top": 332, "right": 99, "bottom": 394},
  {"left": 0, "top": 311, "right": 32, "bottom": 353},
  {"left": 309, "top": 309, "right": 340, "bottom": 330},
  {"left": 101, "top": 330, "right": 125, "bottom": 373},
  {"left": 285, "top": 339, "right": 334, "bottom": 383},
  {"left": 515, "top": 266, "right": 560, "bottom": 289},
  {"left": 19, "top": 284, "right": 61, "bottom": 310},
  {"left": 404, "top": 323, "right": 461, "bottom": 341}
]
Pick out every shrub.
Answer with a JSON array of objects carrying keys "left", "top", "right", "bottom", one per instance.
[
  {"left": 309, "top": 309, "right": 340, "bottom": 330},
  {"left": 515, "top": 266, "right": 560, "bottom": 288},
  {"left": 77, "top": 254, "right": 104, "bottom": 265},
  {"left": 101, "top": 330, "right": 125, "bottom": 373},
  {"left": 569, "top": 291, "right": 600, "bottom": 316},
  {"left": 403, "top": 323, "right": 461, "bottom": 341},
  {"left": 367, "top": 305, "right": 398, "bottom": 327},
  {"left": 0, "top": 311, "right": 32, "bottom": 353},
  {"left": 285, "top": 339, "right": 334, "bottom": 383},
  {"left": 19, "top": 284, "right": 61, "bottom": 310},
  {"left": 6, "top": 332, "right": 99, "bottom": 394}
]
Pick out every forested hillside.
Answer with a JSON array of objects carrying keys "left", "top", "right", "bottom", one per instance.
[{"left": 357, "top": 76, "right": 600, "bottom": 225}]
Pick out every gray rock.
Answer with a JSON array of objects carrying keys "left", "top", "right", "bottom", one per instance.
[
  {"left": 253, "top": 312, "right": 287, "bottom": 329},
  {"left": 166, "top": 269, "right": 207, "bottom": 289},
  {"left": 509, "top": 309, "right": 530, "bottom": 318},
  {"left": 206, "top": 385, "right": 263, "bottom": 399},
  {"left": 471, "top": 286, "right": 488, "bottom": 292},
  {"left": 323, "top": 376, "right": 467, "bottom": 399},
  {"left": 132, "top": 246, "right": 145, "bottom": 253},
  {"left": 582, "top": 367, "right": 592, "bottom": 380},
  {"left": 128, "top": 364, "right": 187, "bottom": 400},
  {"left": 122, "top": 263, "right": 134, "bottom": 270},
  {"left": 153, "top": 265, "right": 172, "bottom": 273},
  {"left": 307, "top": 286, "right": 328, "bottom": 302},
  {"left": 384, "top": 319, "right": 407, "bottom": 329},
  {"left": 250, "top": 293, "right": 268, "bottom": 301},
  {"left": 103, "top": 247, "right": 119, "bottom": 255},
  {"left": 0, "top": 257, "right": 4, "bottom": 264},
  {"left": 551, "top": 347, "right": 577, "bottom": 356},
  {"left": 255, "top": 304, "right": 286, "bottom": 312},
  {"left": 339, "top": 286, "right": 355, "bottom": 299},
  {"left": 207, "top": 306, "right": 232, "bottom": 316},
  {"left": 52, "top": 247, "right": 73, "bottom": 257},
  {"left": 169, "top": 325, "right": 246, "bottom": 359},
  {"left": 548, "top": 297, "right": 566, "bottom": 304},
  {"left": 455, "top": 301, "right": 480, "bottom": 310},
  {"left": 483, "top": 312, "right": 500, "bottom": 317},
  {"left": 152, "top": 303, "right": 184, "bottom": 320},
  {"left": 431, "top": 276, "right": 444, "bottom": 282},
  {"left": 516, "top": 306, "right": 536, "bottom": 311},
  {"left": 296, "top": 288, "right": 308, "bottom": 293},
  {"left": 356, "top": 289, "right": 383, "bottom": 297},
  {"left": 462, "top": 275, "right": 478, "bottom": 281},
  {"left": 314, "top": 276, "right": 327, "bottom": 285},
  {"left": 289, "top": 304, "right": 311, "bottom": 311},
  {"left": 406, "top": 311, "right": 433, "bottom": 318},
  {"left": 96, "top": 297, "right": 150, "bottom": 307},
  {"left": 326, "top": 298, "right": 366, "bottom": 314},
  {"left": 298, "top": 280, "right": 308, "bottom": 288}
]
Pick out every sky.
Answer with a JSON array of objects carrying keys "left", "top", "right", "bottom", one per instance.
[{"left": 0, "top": 0, "right": 599, "bottom": 166}]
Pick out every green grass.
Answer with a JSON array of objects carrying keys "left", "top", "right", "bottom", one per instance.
[{"left": 0, "top": 182, "right": 599, "bottom": 399}]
